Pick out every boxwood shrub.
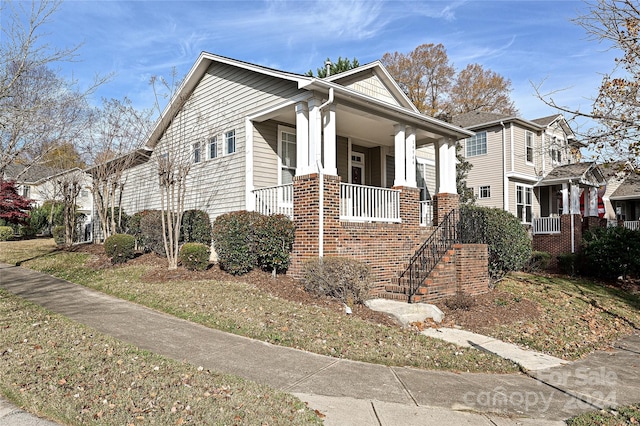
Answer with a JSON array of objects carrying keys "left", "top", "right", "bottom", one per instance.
[
  {"left": 179, "top": 242, "right": 210, "bottom": 271},
  {"left": 104, "top": 233, "right": 136, "bottom": 264},
  {"left": 581, "top": 226, "right": 640, "bottom": 280},
  {"left": 52, "top": 225, "right": 65, "bottom": 246}
]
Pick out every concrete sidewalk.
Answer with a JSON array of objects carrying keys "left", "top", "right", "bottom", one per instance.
[{"left": 1, "top": 263, "right": 639, "bottom": 425}]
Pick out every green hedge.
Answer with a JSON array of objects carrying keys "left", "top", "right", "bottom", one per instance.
[
  {"left": 211, "top": 211, "right": 295, "bottom": 276},
  {"left": 104, "top": 233, "right": 136, "bottom": 264},
  {"left": 52, "top": 226, "right": 65, "bottom": 246},
  {"left": 179, "top": 242, "right": 210, "bottom": 271},
  {"left": 181, "top": 210, "right": 212, "bottom": 246},
  {"left": 460, "top": 205, "right": 532, "bottom": 281},
  {"left": 581, "top": 226, "right": 640, "bottom": 280},
  {"left": 254, "top": 214, "right": 296, "bottom": 274},
  {"left": 212, "top": 211, "right": 262, "bottom": 275}
]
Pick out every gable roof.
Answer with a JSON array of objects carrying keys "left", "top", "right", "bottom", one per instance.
[
  {"left": 537, "top": 162, "right": 606, "bottom": 187},
  {"left": 3, "top": 164, "right": 63, "bottom": 183},
  {"left": 451, "top": 111, "right": 542, "bottom": 131},
  {"left": 324, "top": 60, "right": 419, "bottom": 112},
  {"left": 145, "top": 52, "right": 472, "bottom": 150},
  {"left": 610, "top": 172, "right": 640, "bottom": 201},
  {"left": 530, "top": 114, "right": 560, "bottom": 127}
]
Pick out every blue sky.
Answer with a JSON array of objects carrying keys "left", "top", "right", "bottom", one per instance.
[{"left": 11, "top": 0, "right": 619, "bottom": 136}]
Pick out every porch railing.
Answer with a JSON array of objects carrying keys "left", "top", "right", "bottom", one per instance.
[
  {"left": 420, "top": 200, "right": 433, "bottom": 226},
  {"left": 532, "top": 217, "right": 561, "bottom": 235},
  {"left": 253, "top": 184, "right": 293, "bottom": 218},
  {"left": 340, "top": 183, "right": 400, "bottom": 223},
  {"left": 624, "top": 220, "right": 640, "bottom": 231}
]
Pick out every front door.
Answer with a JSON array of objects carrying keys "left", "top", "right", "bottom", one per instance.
[{"left": 351, "top": 152, "right": 364, "bottom": 185}]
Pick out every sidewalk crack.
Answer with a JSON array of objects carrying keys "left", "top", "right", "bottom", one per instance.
[{"left": 281, "top": 359, "right": 340, "bottom": 392}]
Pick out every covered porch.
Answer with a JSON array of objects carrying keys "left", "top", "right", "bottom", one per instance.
[
  {"left": 532, "top": 163, "right": 607, "bottom": 235},
  {"left": 247, "top": 81, "right": 472, "bottom": 226}
]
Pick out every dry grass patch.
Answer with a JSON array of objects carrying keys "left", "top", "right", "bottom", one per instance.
[
  {"left": 0, "top": 238, "right": 58, "bottom": 265},
  {"left": 0, "top": 290, "right": 321, "bottom": 425}
]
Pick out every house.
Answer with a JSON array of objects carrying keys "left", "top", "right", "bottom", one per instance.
[
  {"left": 606, "top": 168, "right": 640, "bottom": 230},
  {"left": 452, "top": 112, "right": 609, "bottom": 225},
  {"left": 114, "top": 52, "right": 488, "bottom": 302},
  {"left": 3, "top": 164, "right": 94, "bottom": 240}
]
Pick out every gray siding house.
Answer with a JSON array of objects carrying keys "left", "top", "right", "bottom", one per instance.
[
  {"left": 115, "top": 52, "right": 471, "bottom": 236},
  {"left": 452, "top": 112, "right": 606, "bottom": 231}
]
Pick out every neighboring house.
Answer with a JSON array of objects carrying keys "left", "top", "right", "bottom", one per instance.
[
  {"left": 451, "top": 112, "right": 607, "bottom": 227},
  {"left": 608, "top": 170, "right": 640, "bottom": 230},
  {"left": 3, "top": 164, "right": 94, "bottom": 240},
  {"left": 113, "top": 52, "right": 487, "bottom": 302}
]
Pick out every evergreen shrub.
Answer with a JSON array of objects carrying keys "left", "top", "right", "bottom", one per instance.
[
  {"left": 179, "top": 242, "right": 210, "bottom": 271},
  {"left": 104, "top": 233, "right": 136, "bottom": 264}
]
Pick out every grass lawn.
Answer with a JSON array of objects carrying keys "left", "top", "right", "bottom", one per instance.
[
  {"left": 0, "top": 289, "right": 321, "bottom": 425},
  {"left": 0, "top": 240, "right": 519, "bottom": 374},
  {"left": 489, "top": 273, "right": 640, "bottom": 359}
]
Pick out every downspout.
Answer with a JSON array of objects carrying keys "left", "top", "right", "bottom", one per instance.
[
  {"left": 316, "top": 87, "right": 334, "bottom": 259},
  {"left": 500, "top": 121, "right": 508, "bottom": 211},
  {"left": 317, "top": 160, "right": 324, "bottom": 259}
]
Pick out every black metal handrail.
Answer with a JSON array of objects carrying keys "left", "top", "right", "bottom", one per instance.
[
  {"left": 399, "top": 207, "right": 487, "bottom": 303},
  {"left": 399, "top": 209, "right": 459, "bottom": 303}
]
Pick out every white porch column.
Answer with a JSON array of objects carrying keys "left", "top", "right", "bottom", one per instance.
[
  {"left": 588, "top": 187, "right": 598, "bottom": 217},
  {"left": 322, "top": 103, "right": 337, "bottom": 176},
  {"left": 308, "top": 97, "right": 322, "bottom": 172},
  {"left": 570, "top": 183, "right": 580, "bottom": 214},
  {"left": 405, "top": 126, "right": 417, "bottom": 187},
  {"left": 295, "top": 102, "right": 309, "bottom": 176},
  {"left": 562, "top": 183, "right": 570, "bottom": 214},
  {"left": 393, "top": 124, "right": 406, "bottom": 186},
  {"left": 437, "top": 138, "right": 457, "bottom": 194}
]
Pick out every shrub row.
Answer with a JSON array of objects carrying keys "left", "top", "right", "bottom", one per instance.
[{"left": 211, "top": 211, "right": 295, "bottom": 275}]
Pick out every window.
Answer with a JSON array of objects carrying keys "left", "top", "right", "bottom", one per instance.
[
  {"left": 479, "top": 186, "right": 491, "bottom": 199},
  {"left": 279, "top": 129, "right": 296, "bottom": 184},
  {"left": 516, "top": 185, "right": 533, "bottom": 223},
  {"left": 192, "top": 142, "right": 201, "bottom": 163},
  {"left": 525, "top": 131, "right": 534, "bottom": 163},
  {"left": 208, "top": 136, "right": 218, "bottom": 159},
  {"left": 465, "top": 131, "right": 487, "bottom": 157},
  {"left": 550, "top": 136, "right": 562, "bottom": 164},
  {"left": 22, "top": 185, "right": 30, "bottom": 198},
  {"left": 225, "top": 129, "right": 236, "bottom": 154}
]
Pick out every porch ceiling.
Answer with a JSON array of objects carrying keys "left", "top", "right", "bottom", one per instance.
[{"left": 263, "top": 103, "right": 449, "bottom": 148}]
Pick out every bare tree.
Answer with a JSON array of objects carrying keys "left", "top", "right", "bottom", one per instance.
[
  {"left": 85, "top": 98, "right": 153, "bottom": 241},
  {"left": 0, "top": 0, "right": 107, "bottom": 176},
  {"left": 149, "top": 70, "right": 231, "bottom": 270},
  {"left": 534, "top": 0, "right": 640, "bottom": 168}
]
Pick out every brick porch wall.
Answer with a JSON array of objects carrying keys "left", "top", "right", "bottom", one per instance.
[
  {"left": 532, "top": 214, "right": 582, "bottom": 268},
  {"left": 288, "top": 174, "right": 489, "bottom": 300},
  {"left": 288, "top": 173, "right": 428, "bottom": 294},
  {"left": 418, "top": 243, "right": 489, "bottom": 302}
]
